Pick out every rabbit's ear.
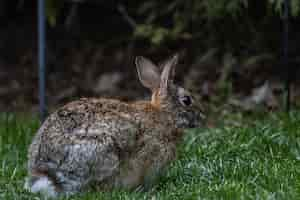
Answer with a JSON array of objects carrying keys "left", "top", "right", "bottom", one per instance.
[
  {"left": 136, "top": 56, "right": 160, "bottom": 91},
  {"left": 159, "top": 54, "right": 178, "bottom": 95}
]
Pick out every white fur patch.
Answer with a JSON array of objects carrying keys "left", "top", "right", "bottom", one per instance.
[{"left": 26, "top": 177, "right": 57, "bottom": 198}]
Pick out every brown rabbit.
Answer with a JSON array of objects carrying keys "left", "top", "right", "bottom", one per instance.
[{"left": 25, "top": 55, "right": 201, "bottom": 198}]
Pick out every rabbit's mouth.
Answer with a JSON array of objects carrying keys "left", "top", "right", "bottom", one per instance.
[
  {"left": 188, "top": 112, "right": 201, "bottom": 128},
  {"left": 189, "top": 120, "right": 197, "bottom": 128},
  {"left": 176, "top": 110, "right": 201, "bottom": 129}
]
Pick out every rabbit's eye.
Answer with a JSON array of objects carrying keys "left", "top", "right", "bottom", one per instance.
[{"left": 180, "top": 95, "right": 192, "bottom": 106}]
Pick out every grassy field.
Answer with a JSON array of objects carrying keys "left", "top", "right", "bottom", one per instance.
[{"left": 0, "top": 112, "right": 300, "bottom": 200}]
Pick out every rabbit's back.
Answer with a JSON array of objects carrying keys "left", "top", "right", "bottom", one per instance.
[{"left": 31, "top": 97, "right": 139, "bottom": 145}]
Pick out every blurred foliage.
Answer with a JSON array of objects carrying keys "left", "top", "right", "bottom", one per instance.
[
  {"left": 38, "top": 0, "right": 300, "bottom": 46},
  {"left": 269, "top": 0, "right": 300, "bottom": 16},
  {"left": 3, "top": 0, "right": 300, "bottom": 48},
  {"left": 132, "top": 0, "right": 249, "bottom": 45},
  {"left": 130, "top": 0, "right": 299, "bottom": 45}
]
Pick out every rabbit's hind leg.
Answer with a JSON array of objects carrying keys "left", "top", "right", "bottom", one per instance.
[
  {"left": 24, "top": 170, "right": 59, "bottom": 198},
  {"left": 25, "top": 167, "right": 84, "bottom": 198},
  {"left": 25, "top": 144, "right": 91, "bottom": 198}
]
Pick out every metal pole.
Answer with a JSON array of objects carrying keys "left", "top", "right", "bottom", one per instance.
[
  {"left": 38, "top": 0, "right": 46, "bottom": 121},
  {"left": 283, "top": 0, "right": 290, "bottom": 112}
]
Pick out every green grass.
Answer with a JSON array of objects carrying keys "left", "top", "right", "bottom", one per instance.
[{"left": 1, "top": 112, "right": 300, "bottom": 199}]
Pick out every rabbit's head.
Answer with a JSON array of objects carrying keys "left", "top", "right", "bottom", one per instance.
[{"left": 136, "top": 55, "right": 201, "bottom": 129}]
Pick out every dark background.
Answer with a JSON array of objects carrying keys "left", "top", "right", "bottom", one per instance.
[{"left": 0, "top": 0, "right": 299, "bottom": 114}]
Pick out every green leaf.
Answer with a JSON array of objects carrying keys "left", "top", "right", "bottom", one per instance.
[
  {"left": 291, "top": 0, "right": 300, "bottom": 17},
  {"left": 46, "top": 0, "right": 62, "bottom": 27}
]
